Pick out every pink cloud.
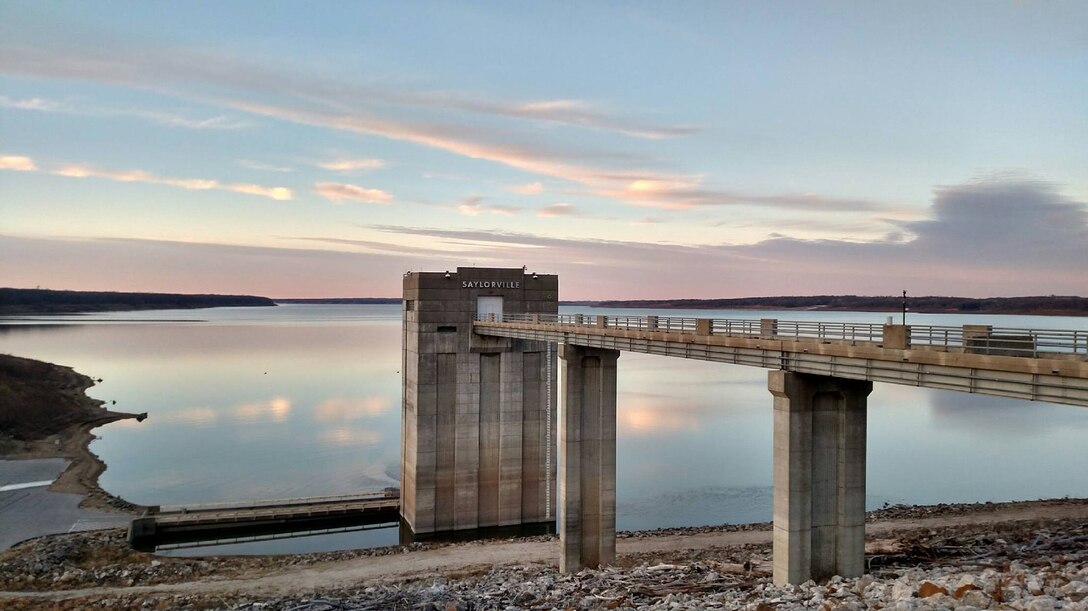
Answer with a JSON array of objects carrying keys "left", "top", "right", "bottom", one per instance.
[
  {"left": 52, "top": 163, "right": 292, "bottom": 200},
  {"left": 509, "top": 181, "right": 544, "bottom": 195},
  {"left": 315, "top": 182, "right": 393, "bottom": 204},
  {"left": 538, "top": 203, "right": 576, "bottom": 217},
  {"left": 457, "top": 196, "right": 518, "bottom": 216},
  {"left": 315, "top": 158, "right": 386, "bottom": 172},
  {"left": 0, "top": 155, "right": 37, "bottom": 171}
]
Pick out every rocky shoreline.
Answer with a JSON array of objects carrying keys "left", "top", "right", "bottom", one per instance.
[
  {"left": 1, "top": 498, "right": 1085, "bottom": 610},
  {"left": 0, "top": 353, "right": 143, "bottom": 513}
]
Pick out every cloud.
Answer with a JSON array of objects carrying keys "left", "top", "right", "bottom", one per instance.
[
  {"left": 237, "top": 159, "right": 294, "bottom": 173},
  {"left": 509, "top": 181, "right": 544, "bottom": 195},
  {"left": 370, "top": 177, "right": 1088, "bottom": 297},
  {"left": 52, "top": 163, "right": 292, "bottom": 200},
  {"left": 0, "top": 42, "right": 692, "bottom": 139},
  {"left": 0, "top": 96, "right": 59, "bottom": 111},
  {"left": 537, "top": 203, "right": 577, "bottom": 217},
  {"left": 314, "top": 158, "right": 386, "bottom": 172},
  {"left": 0, "top": 42, "right": 777, "bottom": 213},
  {"left": 0, "top": 95, "right": 250, "bottom": 129},
  {"left": 458, "top": 196, "right": 518, "bottom": 216},
  {"left": 601, "top": 178, "right": 887, "bottom": 212},
  {"left": 470, "top": 97, "right": 699, "bottom": 139},
  {"left": 314, "top": 182, "right": 393, "bottom": 204},
  {"left": 2, "top": 177, "right": 1081, "bottom": 299},
  {"left": 0, "top": 155, "right": 36, "bottom": 171}
]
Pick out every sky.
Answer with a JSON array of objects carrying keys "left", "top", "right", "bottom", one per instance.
[{"left": 1, "top": 1, "right": 1085, "bottom": 300}]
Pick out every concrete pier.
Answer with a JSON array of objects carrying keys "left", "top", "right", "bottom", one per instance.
[
  {"left": 770, "top": 371, "right": 872, "bottom": 585},
  {"left": 558, "top": 344, "right": 619, "bottom": 572}
]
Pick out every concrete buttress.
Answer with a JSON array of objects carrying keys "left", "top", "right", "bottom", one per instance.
[
  {"left": 770, "top": 370, "right": 871, "bottom": 585},
  {"left": 559, "top": 344, "right": 620, "bottom": 572}
]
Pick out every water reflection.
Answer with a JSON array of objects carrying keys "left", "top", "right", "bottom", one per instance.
[
  {"left": 233, "top": 397, "right": 292, "bottom": 424},
  {"left": 313, "top": 396, "right": 391, "bottom": 421},
  {"left": 0, "top": 304, "right": 1085, "bottom": 553}
]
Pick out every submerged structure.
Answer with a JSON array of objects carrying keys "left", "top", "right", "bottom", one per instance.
[{"left": 400, "top": 267, "right": 558, "bottom": 538}]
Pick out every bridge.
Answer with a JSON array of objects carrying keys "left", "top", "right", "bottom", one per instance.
[
  {"left": 473, "top": 312, "right": 1087, "bottom": 583},
  {"left": 400, "top": 268, "right": 1088, "bottom": 585}
]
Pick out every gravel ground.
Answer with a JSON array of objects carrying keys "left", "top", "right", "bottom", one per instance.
[{"left": 1, "top": 499, "right": 1085, "bottom": 610}]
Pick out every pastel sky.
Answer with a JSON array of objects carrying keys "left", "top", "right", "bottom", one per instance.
[{"left": 1, "top": 2, "right": 1085, "bottom": 299}]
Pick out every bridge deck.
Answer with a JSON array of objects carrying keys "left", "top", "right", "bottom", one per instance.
[{"left": 474, "top": 314, "right": 1088, "bottom": 407}]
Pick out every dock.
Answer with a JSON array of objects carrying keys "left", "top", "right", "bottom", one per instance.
[{"left": 128, "top": 489, "right": 400, "bottom": 550}]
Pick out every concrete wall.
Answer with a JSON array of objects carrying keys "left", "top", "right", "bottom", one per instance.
[{"left": 402, "top": 267, "right": 558, "bottom": 535}]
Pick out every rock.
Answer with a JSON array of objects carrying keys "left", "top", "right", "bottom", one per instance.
[
  {"left": 959, "top": 589, "right": 991, "bottom": 607},
  {"left": 1024, "top": 596, "right": 1056, "bottom": 611},
  {"left": 917, "top": 581, "right": 948, "bottom": 598},
  {"left": 891, "top": 580, "right": 915, "bottom": 600},
  {"left": 954, "top": 583, "right": 980, "bottom": 598}
]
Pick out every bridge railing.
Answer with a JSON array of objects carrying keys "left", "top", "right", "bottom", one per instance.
[
  {"left": 775, "top": 320, "right": 883, "bottom": 343},
  {"left": 475, "top": 314, "right": 1087, "bottom": 359},
  {"left": 908, "top": 325, "right": 1088, "bottom": 357}
]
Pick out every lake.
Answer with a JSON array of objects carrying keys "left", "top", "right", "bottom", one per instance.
[{"left": 2, "top": 304, "right": 1086, "bottom": 554}]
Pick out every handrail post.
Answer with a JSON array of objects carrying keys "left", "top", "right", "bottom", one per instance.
[
  {"left": 882, "top": 324, "right": 910, "bottom": 350},
  {"left": 696, "top": 318, "right": 712, "bottom": 336}
]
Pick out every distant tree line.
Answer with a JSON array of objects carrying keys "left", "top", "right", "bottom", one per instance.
[
  {"left": 563, "top": 295, "right": 1088, "bottom": 316},
  {"left": 0, "top": 288, "right": 275, "bottom": 315},
  {"left": 275, "top": 298, "right": 401, "bottom": 304}
]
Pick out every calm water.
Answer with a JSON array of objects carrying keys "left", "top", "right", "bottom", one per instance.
[{"left": 2, "top": 304, "right": 1086, "bottom": 554}]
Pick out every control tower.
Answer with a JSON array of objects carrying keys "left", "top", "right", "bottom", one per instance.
[{"left": 401, "top": 267, "right": 558, "bottom": 537}]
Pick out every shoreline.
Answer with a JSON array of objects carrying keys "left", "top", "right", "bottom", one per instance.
[
  {"left": 0, "top": 497, "right": 1085, "bottom": 609},
  {"left": 0, "top": 353, "right": 144, "bottom": 513}
]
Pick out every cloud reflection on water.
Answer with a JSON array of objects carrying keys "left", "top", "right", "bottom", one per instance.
[
  {"left": 320, "top": 427, "right": 382, "bottom": 447},
  {"left": 313, "top": 396, "right": 389, "bottom": 422},
  {"left": 233, "top": 396, "right": 292, "bottom": 423}
]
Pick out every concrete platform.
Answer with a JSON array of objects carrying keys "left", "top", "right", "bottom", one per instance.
[{"left": 0, "top": 459, "right": 131, "bottom": 549}]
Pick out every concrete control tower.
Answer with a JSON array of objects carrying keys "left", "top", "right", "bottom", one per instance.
[{"left": 401, "top": 267, "right": 558, "bottom": 538}]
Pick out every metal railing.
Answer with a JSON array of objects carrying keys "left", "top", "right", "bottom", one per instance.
[{"left": 474, "top": 313, "right": 1087, "bottom": 359}]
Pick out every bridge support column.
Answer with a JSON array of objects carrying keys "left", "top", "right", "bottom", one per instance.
[
  {"left": 559, "top": 344, "right": 619, "bottom": 572},
  {"left": 770, "top": 371, "right": 872, "bottom": 585}
]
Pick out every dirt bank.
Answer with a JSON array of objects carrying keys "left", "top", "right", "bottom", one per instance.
[{"left": 0, "top": 353, "right": 143, "bottom": 512}]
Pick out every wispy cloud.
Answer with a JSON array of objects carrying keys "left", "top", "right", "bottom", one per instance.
[
  {"left": 315, "top": 182, "right": 393, "bottom": 204},
  {"left": 0, "top": 96, "right": 59, "bottom": 111},
  {"left": 313, "top": 158, "right": 386, "bottom": 172},
  {"left": 0, "top": 45, "right": 691, "bottom": 138},
  {"left": 2, "top": 178, "right": 1082, "bottom": 298},
  {"left": 538, "top": 203, "right": 577, "bottom": 217},
  {"left": 237, "top": 159, "right": 294, "bottom": 173},
  {"left": 0, "top": 95, "right": 251, "bottom": 129},
  {"left": 0, "top": 155, "right": 37, "bottom": 171},
  {"left": 53, "top": 163, "right": 292, "bottom": 200},
  {"left": 458, "top": 196, "right": 518, "bottom": 216},
  {"left": 0, "top": 44, "right": 888, "bottom": 217},
  {"left": 509, "top": 181, "right": 544, "bottom": 195},
  {"left": 602, "top": 178, "right": 886, "bottom": 212}
]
